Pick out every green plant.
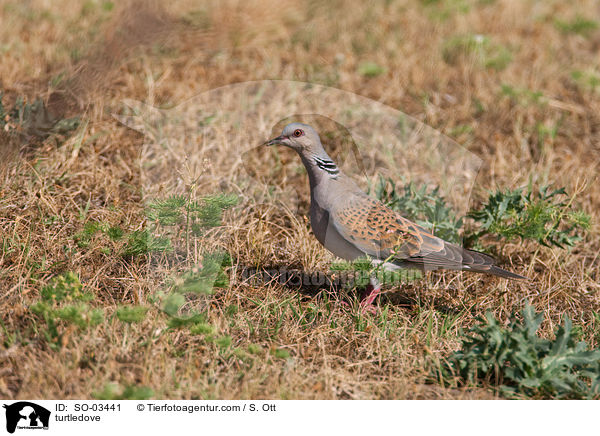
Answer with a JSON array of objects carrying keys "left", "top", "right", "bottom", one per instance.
[
  {"left": 448, "top": 124, "right": 474, "bottom": 138},
  {"left": 500, "top": 84, "right": 546, "bottom": 106},
  {"left": 73, "top": 221, "right": 102, "bottom": 248},
  {"left": 122, "top": 229, "right": 172, "bottom": 257},
  {"left": 534, "top": 120, "right": 560, "bottom": 151},
  {"left": 73, "top": 221, "right": 125, "bottom": 249},
  {"left": 155, "top": 254, "right": 231, "bottom": 332},
  {"left": 215, "top": 335, "right": 232, "bottom": 349},
  {"left": 357, "top": 61, "right": 386, "bottom": 78},
  {"left": 247, "top": 344, "right": 263, "bottom": 355},
  {"left": 116, "top": 189, "right": 237, "bottom": 348},
  {"left": 554, "top": 15, "right": 598, "bottom": 36},
  {"left": 92, "top": 383, "right": 154, "bottom": 400},
  {"left": 420, "top": 0, "right": 470, "bottom": 22},
  {"left": 106, "top": 226, "right": 124, "bottom": 241},
  {"left": 0, "top": 92, "right": 79, "bottom": 140},
  {"left": 143, "top": 190, "right": 236, "bottom": 331},
  {"left": 438, "top": 305, "right": 600, "bottom": 399},
  {"left": 272, "top": 348, "right": 290, "bottom": 359},
  {"left": 571, "top": 70, "right": 600, "bottom": 94},
  {"left": 442, "top": 34, "right": 512, "bottom": 71},
  {"left": 182, "top": 8, "right": 212, "bottom": 29},
  {"left": 30, "top": 272, "right": 103, "bottom": 350},
  {"left": 116, "top": 305, "right": 149, "bottom": 323},
  {"left": 330, "top": 256, "right": 420, "bottom": 290},
  {"left": 371, "top": 176, "right": 463, "bottom": 243},
  {"left": 147, "top": 193, "right": 237, "bottom": 230},
  {"left": 330, "top": 257, "right": 375, "bottom": 290},
  {"left": 189, "top": 322, "right": 214, "bottom": 335},
  {"left": 145, "top": 192, "right": 237, "bottom": 258},
  {"left": 39, "top": 271, "right": 93, "bottom": 302},
  {"left": 171, "top": 254, "right": 230, "bottom": 295},
  {"left": 466, "top": 185, "right": 591, "bottom": 248},
  {"left": 73, "top": 192, "right": 237, "bottom": 260}
]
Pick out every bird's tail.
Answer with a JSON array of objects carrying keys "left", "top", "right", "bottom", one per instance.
[
  {"left": 468, "top": 263, "right": 528, "bottom": 280},
  {"left": 461, "top": 248, "right": 529, "bottom": 280},
  {"left": 397, "top": 243, "right": 529, "bottom": 280}
]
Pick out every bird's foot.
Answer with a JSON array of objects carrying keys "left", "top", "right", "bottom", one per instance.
[
  {"left": 359, "top": 282, "right": 381, "bottom": 314},
  {"left": 338, "top": 282, "right": 381, "bottom": 314},
  {"left": 359, "top": 301, "right": 378, "bottom": 315}
]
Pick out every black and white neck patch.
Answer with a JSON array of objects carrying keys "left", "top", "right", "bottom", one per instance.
[{"left": 313, "top": 156, "right": 340, "bottom": 176}]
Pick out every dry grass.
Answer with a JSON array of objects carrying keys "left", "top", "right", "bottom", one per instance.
[{"left": 1, "top": 0, "right": 599, "bottom": 399}]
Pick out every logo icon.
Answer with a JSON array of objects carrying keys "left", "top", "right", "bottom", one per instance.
[{"left": 3, "top": 402, "right": 50, "bottom": 433}]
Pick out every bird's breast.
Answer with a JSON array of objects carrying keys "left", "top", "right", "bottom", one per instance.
[
  {"left": 309, "top": 198, "right": 330, "bottom": 247},
  {"left": 309, "top": 197, "right": 364, "bottom": 261}
]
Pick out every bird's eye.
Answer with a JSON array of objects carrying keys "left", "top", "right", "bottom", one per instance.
[{"left": 293, "top": 129, "right": 303, "bottom": 137}]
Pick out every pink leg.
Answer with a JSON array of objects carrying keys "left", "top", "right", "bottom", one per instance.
[
  {"left": 338, "top": 277, "right": 381, "bottom": 314},
  {"left": 360, "top": 278, "right": 381, "bottom": 313}
]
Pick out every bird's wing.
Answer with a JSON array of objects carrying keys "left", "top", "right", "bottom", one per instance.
[
  {"left": 329, "top": 191, "right": 526, "bottom": 278},
  {"left": 329, "top": 192, "right": 446, "bottom": 261}
]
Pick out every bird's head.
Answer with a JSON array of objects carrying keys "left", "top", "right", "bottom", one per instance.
[{"left": 263, "top": 122, "right": 322, "bottom": 154}]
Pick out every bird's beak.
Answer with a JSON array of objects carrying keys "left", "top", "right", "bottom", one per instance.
[{"left": 263, "top": 135, "right": 287, "bottom": 146}]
